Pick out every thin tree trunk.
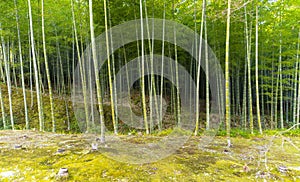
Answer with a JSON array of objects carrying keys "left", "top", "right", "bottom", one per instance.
[
  {"left": 139, "top": 0, "right": 149, "bottom": 134},
  {"left": 274, "top": 65, "right": 279, "bottom": 129},
  {"left": 270, "top": 54, "right": 274, "bottom": 129},
  {"left": 293, "top": 49, "right": 298, "bottom": 126},
  {"left": 242, "top": 61, "right": 247, "bottom": 130},
  {"left": 89, "top": 0, "right": 106, "bottom": 141},
  {"left": 28, "top": 28, "right": 33, "bottom": 108},
  {"left": 28, "top": 0, "right": 44, "bottom": 131},
  {"left": 55, "top": 29, "right": 65, "bottom": 95},
  {"left": 159, "top": 3, "right": 166, "bottom": 131},
  {"left": 0, "top": 45, "right": 4, "bottom": 83},
  {"left": 71, "top": 0, "right": 90, "bottom": 133},
  {"left": 244, "top": 6, "right": 254, "bottom": 134},
  {"left": 279, "top": 4, "right": 284, "bottom": 129},
  {"left": 296, "top": 30, "right": 300, "bottom": 129},
  {"left": 255, "top": 4, "right": 262, "bottom": 134},
  {"left": 42, "top": 0, "right": 55, "bottom": 132},
  {"left": 204, "top": 1, "right": 210, "bottom": 130},
  {"left": 10, "top": 43, "right": 18, "bottom": 87},
  {"left": 174, "top": 30, "right": 181, "bottom": 127},
  {"left": 279, "top": 34, "right": 284, "bottom": 129},
  {"left": 194, "top": 0, "right": 205, "bottom": 135},
  {"left": 225, "top": 0, "right": 231, "bottom": 146},
  {"left": 107, "top": 0, "right": 118, "bottom": 133},
  {"left": 0, "top": 85, "right": 6, "bottom": 129},
  {"left": 67, "top": 51, "right": 71, "bottom": 92},
  {"left": 103, "top": 0, "right": 117, "bottom": 134},
  {"left": 147, "top": 0, "right": 160, "bottom": 132},
  {"left": 120, "top": 34, "right": 134, "bottom": 128},
  {"left": 1, "top": 27, "right": 14, "bottom": 130},
  {"left": 15, "top": 0, "right": 29, "bottom": 129},
  {"left": 236, "top": 65, "right": 241, "bottom": 119}
]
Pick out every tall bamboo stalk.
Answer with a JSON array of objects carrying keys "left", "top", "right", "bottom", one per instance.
[
  {"left": 71, "top": 0, "right": 90, "bottom": 132},
  {"left": 255, "top": 4, "right": 262, "bottom": 134},
  {"left": 41, "top": 0, "right": 55, "bottom": 132},
  {"left": 14, "top": 0, "right": 29, "bottom": 129},
  {"left": 1, "top": 26, "right": 14, "bottom": 130},
  {"left": 139, "top": 0, "right": 149, "bottom": 134},
  {"left": 159, "top": 3, "right": 166, "bottom": 131},
  {"left": 89, "top": 0, "right": 106, "bottom": 141},
  {"left": 244, "top": 6, "right": 254, "bottom": 134},
  {"left": 103, "top": 0, "right": 117, "bottom": 134},
  {"left": 296, "top": 30, "right": 300, "bottom": 129},
  {"left": 204, "top": 0, "right": 210, "bottom": 130},
  {"left": 225, "top": 0, "right": 231, "bottom": 146},
  {"left": 28, "top": 0, "right": 44, "bottom": 131},
  {"left": 194, "top": 0, "right": 205, "bottom": 135},
  {"left": 0, "top": 82, "right": 6, "bottom": 129}
]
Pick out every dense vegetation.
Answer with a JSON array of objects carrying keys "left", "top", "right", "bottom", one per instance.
[{"left": 0, "top": 0, "right": 299, "bottom": 137}]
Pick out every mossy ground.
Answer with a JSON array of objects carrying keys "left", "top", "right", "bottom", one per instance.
[
  {"left": 0, "top": 130, "right": 299, "bottom": 181},
  {"left": 1, "top": 85, "right": 300, "bottom": 181}
]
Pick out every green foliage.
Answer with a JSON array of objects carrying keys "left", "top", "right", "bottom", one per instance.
[
  {"left": 217, "top": 129, "right": 253, "bottom": 138},
  {"left": 264, "top": 129, "right": 300, "bottom": 137}
]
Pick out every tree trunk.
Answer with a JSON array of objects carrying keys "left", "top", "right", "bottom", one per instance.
[
  {"left": 28, "top": 0, "right": 44, "bottom": 131},
  {"left": 71, "top": 0, "right": 90, "bottom": 133},
  {"left": 195, "top": 0, "right": 205, "bottom": 135},
  {"left": 42, "top": 0, "right": 55, "bottom": 132},
  {"left": 89, "top": 0, "right": 106, "bottom": 141},
  {"left": 0, "top": 85, "right": 6, "bottom": 129},
  {"left": 225, "top": 0, "right": 231, "bottom": 146},
  {"left": 139, "top": 0, "right": 149, "bottom": 134},
  {"left": 244, "top": 6, "right": 254, "bottom": 134},
  {"left": 14, "top": 0, "right": 29, "bottom": 129},
  {"left": 1, "top": 26, "right": 14, "bottom": 130},
  {"left": 255, "top": 4, "right": 262, "bottom": 134},
  {"left": 103, "top": 0, "right": 117, "bottom": 134}
]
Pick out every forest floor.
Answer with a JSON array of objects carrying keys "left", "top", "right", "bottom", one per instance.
[{"left": 0, "top": 130, "right": 300, "bottom": 181}]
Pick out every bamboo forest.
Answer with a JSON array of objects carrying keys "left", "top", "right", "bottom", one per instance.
[{"left": 0, "top": 0, "right": 300, "bottom": 181}]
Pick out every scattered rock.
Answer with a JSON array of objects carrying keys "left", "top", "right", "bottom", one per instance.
[
  {"left": 278, "top": 165, "right": 288, "bottom": 173},
  {"left": 255, "top": 171, "right": 272, "bottom": 179},
  {"left": 227, "top": 139, "right": 232, "bottom": 148},
  {"left": 96, "top": 137, "right": 105, "bottom": 143},
  {"left": 223, "top": 149, "right": 230, "bottom": 154},
  {"left": 14, "top": 145, "right": 22, "bottom": 149},
  {"left": 57, "top": 148, "right": 65, "bottom": 153},
  {"left": 0, "top": 171, "right": 14, "bottom": 178},
  {"left": 91, "top": 143, "right": 98, "bottom": 151},
  {"left": 57, "top": 168, "right": 69, "bottom": 178},
  {"left": 243, "top": 164, "right": 249, "bottom": 173},
  {"left": 19, "top": 135, "right": 29, "bottom": 140}
]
